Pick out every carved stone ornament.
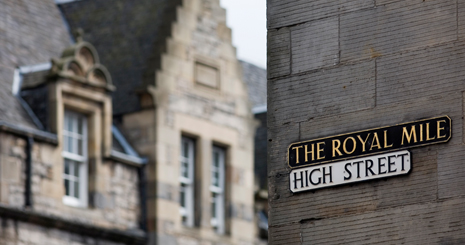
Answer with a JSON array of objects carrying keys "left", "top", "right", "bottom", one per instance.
[{"left": 50, "top": 29, "right": 115, "bottom": 92}]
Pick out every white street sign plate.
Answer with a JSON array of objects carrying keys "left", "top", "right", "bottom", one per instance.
[{"left": 290, "top": 150, "right": 411, "bottom": 193}]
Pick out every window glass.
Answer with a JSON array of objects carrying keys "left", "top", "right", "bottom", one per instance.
[
  {"left": 180, "top": 136, "right": 195, "bottom": 227},
  {"left": 211, "top": 146, "right": 225, "bottom": 234},
  {"left": 62, "top": 110, "right": 87, "bottom": 207}
]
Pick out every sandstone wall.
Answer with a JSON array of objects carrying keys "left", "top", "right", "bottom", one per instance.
[
  {"left": 122, "top": 0, "right": 257, "bottom": 244},
  {"left": 267, "top": 0, "right": 465, "bottom": 244},
  {"left": 0, "top": 132, "right": 141, "bottom": 230}
]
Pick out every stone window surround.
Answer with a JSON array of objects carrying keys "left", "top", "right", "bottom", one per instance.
[
  {"left": 178, "top": 129, "right": 232, "bottom": 236},
  {"left": 50, "top": 80, "right": 113, "bottom": 208}
]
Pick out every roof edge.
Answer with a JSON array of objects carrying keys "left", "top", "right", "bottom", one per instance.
[
  {"left": 0, "top": 121, "right": 58, "bottom": 144},
  {"left": 108, "top": 150, "right": 147, "bottom": 167},
  {"left": 252, "top": 104, "right": 267, "bottom": 114}
]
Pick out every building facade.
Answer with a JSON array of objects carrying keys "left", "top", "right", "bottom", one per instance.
[
  {"left": 267, "top": 0, "right": 465, "bottom": 244},
  {"left": 0, "top": 0, "right": 263, "bottom": 244},
  {"left": 60, "top": 0, "right": 258, "bottom": 243},
  {"left": 241, "top": 61, "right": 268, "bottom": 240},
  {"left": 0, "top": 1, "right": 146, "bottom": 244}
]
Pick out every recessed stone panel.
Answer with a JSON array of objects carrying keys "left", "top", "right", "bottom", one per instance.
[{"left": 195, "top": 62, "right": 219, "bottom": 89}]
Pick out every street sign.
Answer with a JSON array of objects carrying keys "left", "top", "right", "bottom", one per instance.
[
  {"left": 290, "top": 150, "right": 411, "bottom": 193},
  {"left": 288, "top": 116, "right": 450, "bottom": 169}
]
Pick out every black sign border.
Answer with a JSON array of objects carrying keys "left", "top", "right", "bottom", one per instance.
[{"left": 287, "top": 116, "right": 451, "bottom": 169}]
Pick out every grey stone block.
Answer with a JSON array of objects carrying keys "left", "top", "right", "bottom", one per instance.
[
  {"left": 340, "top": 0, "right": 457, "bottom": 62},
  {"left": 376, "top": 42, "right": 465, "bottom": 107},
  {"left": 268, "top": 222, "right": 301, "bottom": 245},
  {"left": 267, "top": 0, "right": 373, "bottom": 29},
  {"left": 267, "top": 122, "right": 299, "bottom": 174},
  {"left": 291, "top": 17, "right": 339, "bottom": 73},
  {"left": 268, "top": 60, "right": 375, "bottom": 125},
  {"left": 268, "top": 27, "right": 291, "bottom": 78},
  {"left": 300, "top": 198, "right": 465, "bottom": 244}
]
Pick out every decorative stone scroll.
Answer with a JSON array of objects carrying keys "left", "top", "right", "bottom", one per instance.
[{"left": 50, "top": 29, "right": 115, "bottom": 92}]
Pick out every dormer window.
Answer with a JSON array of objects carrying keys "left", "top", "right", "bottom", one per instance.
[{"left": 62, "top": 110, "right": 88, "bottom": 207}]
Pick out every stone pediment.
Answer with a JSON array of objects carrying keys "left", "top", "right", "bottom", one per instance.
[{"left": 50, "top": 30, "right": 115, "bottom": 92}]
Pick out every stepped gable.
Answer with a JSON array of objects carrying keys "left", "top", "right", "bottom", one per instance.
[{"left": 59, "top": 0, "right": 183, "bottom": 115}]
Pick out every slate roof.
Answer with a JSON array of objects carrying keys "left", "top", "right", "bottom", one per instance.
[
  {"left": 59, "top": 0, "right": 183, "bottom": 115},
  {"left": 254, "top": 111, "right": 267, "bottom": 190},
  {"left": 0, "top": 66, "right": 37, "bottom": 130},
  {"left": 239, "top": 61, "right": 268, "bottom": 190},
  {"left": 240, "top": 61, "right": 267, "bottom": 108},
  {"left": 0, "top": 0, "right": 71, "bottom": 131}
]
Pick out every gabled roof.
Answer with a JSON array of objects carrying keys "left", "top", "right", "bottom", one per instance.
[
  {"left": 59, "top": 0, "right": 183, "bottom": 115},
  {"left": 240, "top": 61, "right": 267, "bottom": 111}
]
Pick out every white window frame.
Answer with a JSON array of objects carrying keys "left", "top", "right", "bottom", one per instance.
[
  {"left": 211, "top": 146, "right": 225, "bottom": 234},
  {"left": 180, "top": 137, "right": 195, "bottom": 227},
  {"left": 62, "top": 110, "right": 88, "bottom": 208}
]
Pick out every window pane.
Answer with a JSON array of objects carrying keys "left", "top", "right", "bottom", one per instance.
[
  {"left": 180, "top": 137, "right": 195, "bottom": 226},
  {"left": 77, "top": 116, "right": 83, "bottom": 135},
  {"left": 67, "top": 114, "right": 73, "bottom": 131},
  {"left": 74, "top": 162, "right": 80, "bottom": 178},
  {"left": 211, "top": 193, "right": 217, "bottom": 218},
  {"left": 67, "top": 136, "right": 73, "bottom": 153},
  {"left": 63, "top": 110, "right": 87, "bottom": 206},
  {"left": 64, "top": 159, "right": 70, "bottom": 175},
  {"left": 183, "top": 141, "right": 188, "bottom": 158},
  {"left": 64, "top": 179, "right": 70, "bottom": 196},
  {"left": 212, "top": 147, "right": 224, "bottom": 188},
  {"left": 213, "top": 151, "right": 219, "bottom": 167},
  {"left": 180, "top": 186, "right": 186, "bottom": 208},
  {"left": 78, "top": 138, "right": 83, "bottom": 155},
  {"left": 213, "top": 171, "right": 219, "bottom": 187},
  {"left": 181, "top": 162, "right": 188, "bottom": 178},
  {"left": 74, "top": 180, "right": 79, "bottom": 198},
  {"left": 64, "top": 112, "right": 69, "bottom": 130},
  {"left": 63, "top": 136, "right": 67, "bottom": 152}
]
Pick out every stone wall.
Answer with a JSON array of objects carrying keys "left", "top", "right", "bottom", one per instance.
[
  {"left": 267, "top": 0, "right": 465, "bottom": 244},
  {"left": 0, "top": 1, "right": 144, "bottom": 244},
  {"left": 0, "top": 217, "right": 128, "bottom": 245},
  {"left": 0, "top": 0, "right": 71, "bottom": 131},
  {"left": 121, "top": 0, "right": 257, "bottom": 244},
  {"left": 0, "top": 132, "right": 141, "bottom": 230}
]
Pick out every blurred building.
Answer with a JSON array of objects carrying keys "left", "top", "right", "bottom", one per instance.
[
  {"left": 0, "top": 0, "right": 265, "bottom": 244},
  {"left": 240, "top": 61, "right": 268, "bottom": 240},
  {"left": 0, "top": 1, "right": 146, "bottom": 244}
]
